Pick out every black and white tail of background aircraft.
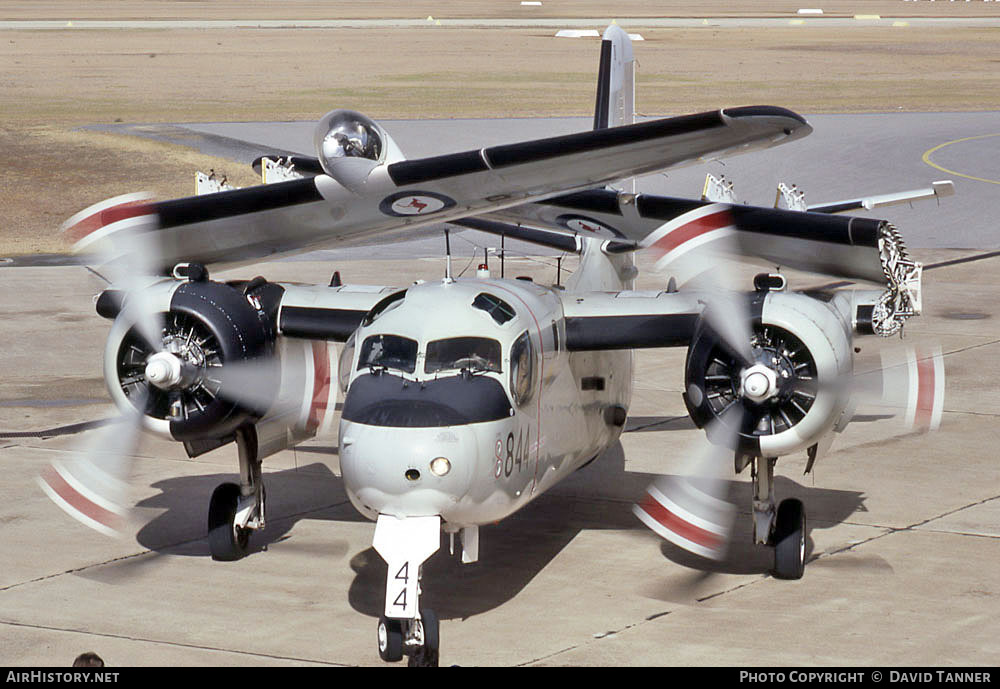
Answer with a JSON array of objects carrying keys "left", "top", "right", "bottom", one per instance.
[{"left": 41, "top": 26, "right": 948, "bottom": 666}]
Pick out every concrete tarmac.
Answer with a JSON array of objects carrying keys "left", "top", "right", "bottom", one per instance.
[{"left": 1, "top": 118, "right": 999, "bottom": 666}]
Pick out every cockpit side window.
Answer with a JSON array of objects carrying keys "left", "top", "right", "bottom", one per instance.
[
  {"left": 362, "top": 289, "right": 406, "bottom": 327},
  {"left": 425, "top": 337, "right": 502, "bottom": 374},
  {"left": 357, "top": 334, "right": 418, "bottom": 374},
  {"left": 472, "top": 293, "right": 516, "bottom": 325},
  {"left": 510, "top": 331, "right": 536, "bottom": 406},
  {"left": 339, "top": 331, "right": 357, "bottom": 392}
]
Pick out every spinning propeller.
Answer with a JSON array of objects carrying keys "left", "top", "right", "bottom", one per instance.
[
  {"left": 633, "top": 214, "right": 945, "bottom": 563},
  {"left": 39, "top": 195, "right": 339, "bottom": 537}
]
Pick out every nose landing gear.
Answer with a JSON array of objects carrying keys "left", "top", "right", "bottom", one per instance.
[
  {"left": 377, "top": 610, "right": 440, "bottom": 666},
  {"left": 372, "top": 514, "right": 443, "bottom": 666}
]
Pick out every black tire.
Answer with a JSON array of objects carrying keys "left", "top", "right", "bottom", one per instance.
[
  {"left": 407, "top": 608, "right": 440, "bottom": 667},
  {"left": 208, "top": 482, "right": 250, "bottom": 561},
  {"left": 378, "top": 616, "right": 404, "bottom": 662},
  {"left": 773, "top": 498, "right": 806, "bottom": 580}
]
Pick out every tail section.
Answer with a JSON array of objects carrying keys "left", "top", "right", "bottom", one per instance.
[
  {"left": 593, "top": 24, "right": 636, "bottom": 131},
  {"left": 594, "top": 24, "right": 636, "bottom": 193}
]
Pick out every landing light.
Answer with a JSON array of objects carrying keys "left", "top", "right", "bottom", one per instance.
[{"left": 430, "top": 457, "right": 452, "bottom": 477}]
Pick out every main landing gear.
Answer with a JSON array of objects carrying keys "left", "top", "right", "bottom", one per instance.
[
  {"left": 746, "top": 455, "right": 807, "bottom": 579},
  {"left": 208, "top": 426, "right": 265, "bottom": 561}
]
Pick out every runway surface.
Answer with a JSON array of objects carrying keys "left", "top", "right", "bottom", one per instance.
[
  {"left": 1, "top": 113, "right": 999, "bottom": 667},
  {"left": 6, "top": 18, "right": 1000, "bottom": 30}
]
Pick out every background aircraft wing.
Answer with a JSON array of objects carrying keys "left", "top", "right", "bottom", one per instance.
[
  {"left": 66, "top": 106, "right": 810, "bottom": 273},
  {"left": 477, "top": 189, "right": 899, "bottom": 285}
]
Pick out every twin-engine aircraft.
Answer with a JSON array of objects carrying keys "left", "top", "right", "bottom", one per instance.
[{"left": 41, "top": 26, "right": 947, "bottom": 666}]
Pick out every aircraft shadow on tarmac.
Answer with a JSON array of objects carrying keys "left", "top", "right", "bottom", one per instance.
[{"left": 119, "top": 433, "right": 867, "bottom": 621}]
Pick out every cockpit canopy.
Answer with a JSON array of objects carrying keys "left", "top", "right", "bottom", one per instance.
[
  {"left": 315, "top": 109, "right": 384, "bottom": 165},
  {"left": 313, "top": 110, "right": 389, "bottom": 190}
]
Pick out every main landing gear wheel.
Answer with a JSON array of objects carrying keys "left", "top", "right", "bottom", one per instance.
[
  {"left": 208, "top": 482, "right": 250, "bottom": 561},
  {"left": 772, "top": 498, "right": 806, "bottom": 580},
  {"left": 377, "top": 616, "right": 404, "bottom": 663},
  {"left": 408, "top": 609, "right": 440, "bottom": 667}
]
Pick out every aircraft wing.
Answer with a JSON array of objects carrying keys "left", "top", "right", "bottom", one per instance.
[
  {"left": 66, "top": 106, "right": 809, "bottom": 272},
  {"left": 560, "top": 289, "right": 704, "bottom": 350},
  {"left": 477, "top": 189, "right": 899, "bottom": 285},
  {"left": 806, "top": 180, "right": 955, "bottom": 214}
]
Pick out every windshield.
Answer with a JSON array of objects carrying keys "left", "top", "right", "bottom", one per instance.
[
  {"left": 425, "top": 337, "right": 502, "bottom": 374},
  {"left": 358, "top": 334, "right": 418, "bottom": 374}
]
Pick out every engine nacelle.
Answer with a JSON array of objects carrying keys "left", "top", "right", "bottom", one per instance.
[
  {"left": 103, "top": 277, "right": 278, "bottom": 442},
  {"left": 100, "top": 276, "right": 337, "bottom": 458},
  {"left": 684, "top": 291, "right": 853, "bottom": 458}
]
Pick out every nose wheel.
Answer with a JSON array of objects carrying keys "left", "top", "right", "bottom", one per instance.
[
  {"left": 377, "top": 616, "right": 404, "bottom": 662},
  {"left": 376, "top": 610, "right": 440, "bottom": 666},
  {"left": 407, "top": 609, "right": 440, "bottom": 667}
]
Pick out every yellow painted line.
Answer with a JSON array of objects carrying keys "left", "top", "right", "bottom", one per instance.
[
  {"left": 789, "top": 19, "right": 805, "bottom": 25},
  {"left": 922, "top": 133, "right": 1000, "bottom": 186},
  {"left": 893, "top": 21, "right": 909, "bottom": 27},
  {"left": 854, "top": 14, "right": 881, "bottom": 20}
]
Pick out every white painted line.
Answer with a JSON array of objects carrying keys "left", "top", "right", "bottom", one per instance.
[{"left": 555, "top": 29, "right": 600, "bottom": 38}]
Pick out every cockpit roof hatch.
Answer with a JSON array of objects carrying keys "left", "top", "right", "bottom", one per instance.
[{"left": 472, "top": 292, "right": 516, "bottom": 325}]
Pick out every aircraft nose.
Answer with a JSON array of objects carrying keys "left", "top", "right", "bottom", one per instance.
[{"left": 339, "top": 422, "right": 479, "bottom": 520}]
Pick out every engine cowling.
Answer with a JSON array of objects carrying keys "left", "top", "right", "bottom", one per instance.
[
  {"left": 99, "top": 275, "right": 339, "bottom": 461},
  {"left": 683, "top": 291, "right": 853, "bottom": 458},
  {"left": 103, "top": 277, "right": 280, "bottom": 442}
]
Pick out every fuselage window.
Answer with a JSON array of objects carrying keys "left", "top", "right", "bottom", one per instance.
[
  {"left": 357, "top": 334, "right": 418, "bottom": 374},
  {"left": 472, "top": 293, "right": 516, "bottom": 325},
  {"left": 425, "top": 337, "right": 502, "bottom": 374},
  {"left": 510, "top": 331, "right": 535, "bottom": 406}
]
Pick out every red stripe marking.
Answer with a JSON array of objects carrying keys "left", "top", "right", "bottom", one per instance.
[
  {"left": 306, "top": 342, "right": 331, "bottom": 433},
  {"left": 41, "top": 465, "right": 119, "bottom": 530},
  {"left": 638, "top": 492, "right": 721, "bottom": 551},
  {"left": 650, "top": 209, "right": 732, "bottom": 257},
  {"left": 914, "top": 354, "right": 935, "bottom": 431},
  {"left": 64, "top": 200, "right": 154, "bottom": 243}
]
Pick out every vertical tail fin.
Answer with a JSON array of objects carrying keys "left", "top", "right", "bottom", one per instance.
[
  {"left": 593, "top": 24, "right": 636, "bottom": 131},
  {"left": 593, "top": 24, "right": 637, "bottom": 193}
]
